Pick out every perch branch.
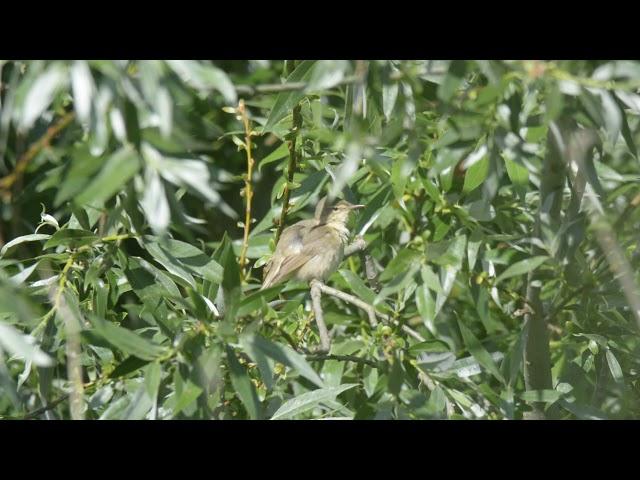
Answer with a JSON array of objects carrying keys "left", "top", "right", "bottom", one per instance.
[
  {"left": 344, "top": 235, "right": 367, "bottom": 257},
  {"left": 312, "top": 281, "right": 378, "bottom": 327},
  {"left": 310, "top": 280, "right": 331, "bottom": 352}
]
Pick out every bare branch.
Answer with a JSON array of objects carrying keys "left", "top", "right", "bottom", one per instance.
[{"left": 310, "top": 280, "right": 331, "bottom": 352}]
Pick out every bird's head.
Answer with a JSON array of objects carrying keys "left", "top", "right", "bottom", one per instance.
[{"left": 316, "top": 197, "right": 364, "bottom": 227}]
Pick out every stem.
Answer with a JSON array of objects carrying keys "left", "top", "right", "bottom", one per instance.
[
  {"left": 0, "top": 110, "right": 75, "bottom": 199},
  {"left": 305, "top": 353, "right": 378, "bottom": 368},
  {"left": 2, "top": 394, "right": 69, "bottom": 420},
  {"left": 237, "top": 100, "right": 255, "bottom": 280},
  {"left": 48, "top": 253, "right": 85, "bottom": 420},
  {"left": 275, "top": 61, "right": 303, "bottom": 244}
]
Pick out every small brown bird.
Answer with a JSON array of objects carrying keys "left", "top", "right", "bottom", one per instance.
[{"left": 261, "top": 197, "right": 364, "bottom": 289}]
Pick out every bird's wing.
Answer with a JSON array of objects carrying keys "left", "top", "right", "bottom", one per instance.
[
  {"left": 262, "top": 221, "right": 316, "bottom": 289},
  {"left": 262, "top": 226, "right": 339, "bottom": 288}
]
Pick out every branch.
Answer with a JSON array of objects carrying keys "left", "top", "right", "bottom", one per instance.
[
  {"left": 312, "top": 279, "right": 426, "bottom": 342},
  {"left": 310, "top": 280, "right": 331, "bottom": 352},
  {"left": 313, "top": 280, "right": 378, "bottom": 327},
  {"left": 47, "top": 254, "right": 84, "bottom": 420},
  {"left": 236, "top": 100, "right": 256, "bottom": 280},
  {"left": 0, "top": 111, "right": 75, "bottom": 199},
  {"left": 305, "top": 353, "right": 378, "bottom": 368},
  {"left": 3, "top": 394, "right": 69, "bottom": 420}
]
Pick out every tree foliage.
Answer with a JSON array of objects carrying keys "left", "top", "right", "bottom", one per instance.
[{"left": 1, "top": 60, "right": 639, "bottom": 419}]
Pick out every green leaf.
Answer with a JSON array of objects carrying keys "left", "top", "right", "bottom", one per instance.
[
  {"left": 123, "top": 256, "right": 182, "bottom": 311},
  {"left": 145, "top": 237, "right": 223, "bottom": 286},
  {"left": 215, "top": 233, "right": 242, "bottom": 320},
  {"left": 605, "top": 349, "right": 624, "bottom": 382},
  {"left": 19, "top": 63, "right": 68, "bottom": 131},
  {"left": 89, "top": 316, "right": 167, "bottom": 361},
  {"left": 420, "top": 265, "right": 443, "bottom": 294},
  {"left": 263, "top": 60, "right": 317, "bottom": 133},
  {"left": 495, "top": 255, "right": 548, "bottom": 284},
  {"left": 520, "top": 389, "right": 562, "bottom": 404},
  {"left": 338, "top": 269, "right": 376, "bottom": 304},
  {"left": 226, "top": 346, "right": 262, "bottom": 419},
  {"left": 306, "top": 60, "right": 350, "bottom": 92},
  {"left": 240, "top": 333, "right": 324, "bottom": 388},
  {"left": 75, "top": 146, "right": 141, "bottom": 206},
  {"left": 614, "top": 93, "right": 638, "bottom": 158},
  {"left": 270, "top": 384, "right": 357, "bottom": 420},
  {"left": 172, "top": 382, "right": 203, "bottom": 416},
  {"left": 237, "top": 285, "right": 283, "bottom": 317},
  {"left": 258, "top": 142, "right": 288, "bottom": 172},
  {"left": 44, "top": 229, "right": 98, "bottom": 250},
  {"left": 140, "top": 167, "right": 170, "bottom": 234},
  {"left": 457, "top": 319, "right": 505, "bottom": 383},
  {"left": 166, "top": 60, "right": 236, "bottom": 104},
  {"left": 379, "top": 249, "right": 422, "bottom": 282},
  {"left": 143, "top": 144, "right": 236, "bottom": 218},
  {"left": 462, "top": 153, "right": 489, "bottom": 193},
  {"left": 503, "top": 154, "right": 529, "bottom": 187},
  {"left": 383, "top": 81, "right": 399, "bottom": 121},
  {"left": 109, "top": 356, "right": 150, "bottom": 379},
  {"left": 0, "top": 234, "right": 50, "bottom": 257},
  {"left": 408, "top": 340, "right": 450, "bottom": 355},
  {"left": 437, "top": 60, "right": 467, "bottom": 102},
  {"left": 0, "top": 322, "right": 54, "bottom": 367}
]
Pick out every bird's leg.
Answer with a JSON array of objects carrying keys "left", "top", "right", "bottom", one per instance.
[
  {"left": 312, "top": 281, "right": 379, "bottom": 327},
  {"left": 309, "top": 279, "right": 331, "bottom": 352}
]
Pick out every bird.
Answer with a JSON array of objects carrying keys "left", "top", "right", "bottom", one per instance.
[{"left": 261, "top": 197, "right": 364, "bottom": 289}]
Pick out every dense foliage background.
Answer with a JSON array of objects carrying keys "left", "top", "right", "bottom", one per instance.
[{"left": 0, "top": 60, "right": 639, "bottom": 420}]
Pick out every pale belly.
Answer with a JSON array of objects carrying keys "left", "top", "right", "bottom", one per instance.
[{"left": 294, "top": 244, "right": 345, "bottom": 282}]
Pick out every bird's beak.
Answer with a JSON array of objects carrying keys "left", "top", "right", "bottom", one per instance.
[{"left": 348, "top": 204, "right": 365, "bottom": 210}]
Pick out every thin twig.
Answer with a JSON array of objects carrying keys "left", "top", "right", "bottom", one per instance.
[
  {"left": 0, "top": 111, "right": 75, "bottom": 200},
  {"left": 237, "top": 100, "right": 255, "bottom": 280},
  {"left": 400, "top": 325, "right": 426, "bottom": 342},
  {"left": 2, "top": 394, "right": 69, "bottom": 420},
  {"left": 305, "top": 354, "right": 378, "bottom": 368}
]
